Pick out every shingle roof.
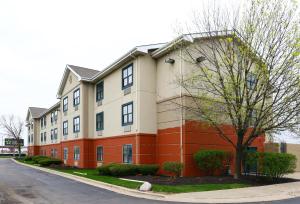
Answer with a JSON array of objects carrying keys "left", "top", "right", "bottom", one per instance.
[
  {"left": 67, "top": 64, "right": 100, "bottom": 80},
  {"left": 28, "top": 107, "right": 48, "bottom": 119}
]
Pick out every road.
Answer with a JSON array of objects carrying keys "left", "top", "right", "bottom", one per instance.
[{"left": 0, "top": 159, "right": 300, "bottom": 204}]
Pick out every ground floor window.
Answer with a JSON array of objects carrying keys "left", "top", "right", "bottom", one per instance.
[
  {"left": 51, "top": 149, "right": 57, "bottom": 158},
  {"left": 63, "top": 148, "right": 68, "bottom": 160},
  {"left": 74, "top": 146, "right": 80, "bottom": 161},
  {"left": 96, "top": 146, "right": 103, "bottom": 161},
  {"left": 123, "top": 144, "right": 132, "bottom": 164}
]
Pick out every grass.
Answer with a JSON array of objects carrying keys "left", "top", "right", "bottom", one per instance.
[{"left": 15, "top": 159, "right": 251, "bottom": 193}]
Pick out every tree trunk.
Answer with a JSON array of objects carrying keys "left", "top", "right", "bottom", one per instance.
[{"left": 234, "top": 147, "right": 243, "bottom": 179}]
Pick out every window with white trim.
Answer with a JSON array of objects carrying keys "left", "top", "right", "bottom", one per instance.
[
  {"left": 96, "top": 81, "right": 104, "bottom": 101},
  {"left": 63, "top": 97, "right": 68, "bottom": 112},
  {"left": 122, "top": 64, "right": 133, "bottom": 89},
  {"left": 74, "top": 146, "right": 80, "bottom": 161},
  {"left": 63, "top": 147, "right": 68, "bottom": 160},
  {"left": 73, "top": 89, "right": 80, "bottom": 106},
  {"left": 73, "top": 117, "right": 80, "bottom": 133},
  {"left": 96, "top": 112, "right": 104, "bottom": 131},
  {"left": 122, "top": 102, "right": 133, "bottom": 126},
  {"left": 123, "top": 144, "right": 132, "bottom": 164},
  {"left": 96, "top": 146, "right": 103, "bottom": 161},
  {"left": 63, "top": 121, "right": 68, "bottom": 136}
]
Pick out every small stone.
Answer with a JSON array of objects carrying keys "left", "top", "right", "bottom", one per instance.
[{"left": 139, "top": 182, "right": 152, "bottom": 191}]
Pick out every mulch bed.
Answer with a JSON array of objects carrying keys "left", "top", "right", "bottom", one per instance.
[{"left": 122, "top": 175, "right": 300, "bottom": 186}]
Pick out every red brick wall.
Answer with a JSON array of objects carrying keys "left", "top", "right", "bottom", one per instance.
[{"left": 157, "top": 120, "right": 265, "bottom": 176}]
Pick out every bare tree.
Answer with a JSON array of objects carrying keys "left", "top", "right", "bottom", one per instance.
[
  {"left": 178, "top": 0, "right": 300, "bottom": 178},
  {"left": 0, "top": 115, "right": 24, "bottom": 158}
]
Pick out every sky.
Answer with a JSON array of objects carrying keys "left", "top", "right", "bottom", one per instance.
[{"left": 0, "top": 0, "right": 299, "bottom": 144}]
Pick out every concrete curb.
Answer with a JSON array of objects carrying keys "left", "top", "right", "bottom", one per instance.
[{"left": 12, "top": 159, "right": 300, "bottom": 203}]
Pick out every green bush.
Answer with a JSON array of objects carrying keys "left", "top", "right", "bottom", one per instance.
[
  {"left": 32, "top": 155, "right": 48, "bottom": 164},
  {"left": 260, "top": 152, "right": 296, "bottom": 180},
  {"left": 137, "top": 164, "right": 159, "bottom": 176},
  {"left": 162, "top": 162, "right": 183, "bottom": 177},
  {"left": 24, "top": 156, "right": 33, "bottom": 161},
  {"left": 38, "top": 158, "right": 62, "bottom": 167},
  {"left": 193, "top": 150, "right": 229, "bottom": 175},
  {"left": 109, "top": 164, "right": 138, "bottom": 177},
  {"left": 98, "top": 163, "right": 117, "bottom": 176}
]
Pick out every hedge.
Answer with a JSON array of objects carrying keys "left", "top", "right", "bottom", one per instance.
[
  {"left": 98, "top": 163, "right": 159, "bottom": 177},
  {"left": 244, "top": 152, "right": 297, "bottom": 180},
  {"left": 38, "top": 158, "right": 63, "bottom": 167},
  {"left": 193, "top": 150, "right": 230, "bottom": 175},
  {"left": 162, "top": 162, "right": 183, "bottom": 177},
  {"left": 32, "top": 155, "right": 48, "bottom": 163}
]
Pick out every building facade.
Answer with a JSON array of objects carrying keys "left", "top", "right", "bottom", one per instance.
[{"left": 26, "top": 33, "right": 265, "bottom": 176}]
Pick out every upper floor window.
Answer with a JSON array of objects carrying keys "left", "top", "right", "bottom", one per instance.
[
  {"left": 123, "top": 144, "right": 132, "bottom": 164},
  {"left": 40, "top": 118, "right": 43, "bottom": 128},
  {"left": 63, "top": 121, "right": 68, "bottom": 135},
  {"left": 96, "top": 81, "right": 104, "bottom": 101},
  {"left": 122, "top": 102, "right": 133, "bottom": 126},
  {"left": 51, "top": 129, "right": 54, "bottom": 141},
  {"left": 122, "top": 64, "right": 133, "bottom": 89},
  {"left": 73, "top": 116, "right": 80, "bottom": 133},
  {"left": 44, "top": 132, "right": 47, "bottom": 142},
  {"left": 43, "top": 116, "right": 46, "bottom": 127},
  {"left": 246, "top": 73, "right": 257, "bottom": 90},
  {"left": 40, "top": 133, "right": 43, "bottom": 143},
  {"left": 96, "top": 112, "right": 104, "bottom": 131},
  {"left": 96, "top": 146, "right": 103, "bottom": 161},
  {"left": 73, "top": 89, "right": 80, "bottom": 106},
  {"left": 54, "top": 128, "right": 58, "bottom": 140},
  {"left": 63, "top": 97, "right": 68, "bottom": 112}
]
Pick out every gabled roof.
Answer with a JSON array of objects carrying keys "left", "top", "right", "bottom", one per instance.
[
  {"left": 57, "top": 64, "right": 100, "bottom": 98},
  {"left": 151, "top": 30, "right": 234, "bottom": 58},
  {"left": 26, "top": 107, "right": 47, "bottom": 121},
  {"left": 91, "top": 43, "right": 166, "bottom": 82},
  {"left": 68, "top": 65, "right": 100, "bottom": 81}
]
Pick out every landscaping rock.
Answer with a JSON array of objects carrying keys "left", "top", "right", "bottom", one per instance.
[{"left": 139, "top": 182, "right": 152, "bottom": 191}]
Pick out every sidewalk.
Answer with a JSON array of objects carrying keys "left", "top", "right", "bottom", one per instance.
[{"left": 12, "top": 159, "right": 300, "bottom": 203}]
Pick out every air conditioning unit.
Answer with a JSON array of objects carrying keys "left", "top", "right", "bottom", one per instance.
[
  {"left": 74, "top": 133, "right": 79, "bottom": 138},
  {"left": 124, "top": 125, "right": 131, "bottom": 132},
  {"left": 97, "top": 100, "right": 102, "bottom": 106},
  {"left": 74, "top": 106, "right": 79, "bottom": 111},
  {"left": 97, "top": 130, "right": 103, "bottom": 136},
  {"left": 123, "top": 87, "right": 131, "bottom": 95},
  {"left": 64, "top": 111, "right": 67, "bottom": 116}
]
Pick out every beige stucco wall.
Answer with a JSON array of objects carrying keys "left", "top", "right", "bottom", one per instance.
[{"left": 93, "top": 60, "right": 138, "bottom": 138}]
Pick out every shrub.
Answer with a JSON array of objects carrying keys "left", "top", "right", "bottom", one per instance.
[
  {"left": 24, "top": 156, "right": 33, "bottom": 161},
  {"left": 137, "top": 164, "right": 159, "bottom": 176},
  {"left": 32, "top": 155, "right": 48, "bottom": 164},
  {"left": 109, "top": 164, "right": 138, "bottom": 177},
  {"left": 98, "top": 163, "right": 117, "bottom": 176},
  {"left": 162, "top": 162, "right": 183, "bottom": 177},
  {"left": 193, "top": 150, "right": 229, "bottom": 175},
  {"left": 38, "top": 158, "right": 62, "bottom": 167},
  {"left": 260, "top": 152, "right": 296, "bottom": 180}
]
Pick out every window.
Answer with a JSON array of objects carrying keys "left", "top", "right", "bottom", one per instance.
[
  {"left": 51, "top": 129, "right": 54, "bottom": 141},
  {"left": 73, "top": 89, "right": 80, "bottom": 106},
  {"left": 73, "top": 116, "right": 80, "bottom": 133},
  {"left": 63, "top": 97, "right": 68, "bottom": 112},
  {"left": 96, "top": 112, "right": 104, "bottom": 131},
  {"left": 123, "top": 144, "right": 132, "bottom": 164},
  {"left": 40, "top": 133, "right": 43, "bottom": 143},
  {"left": 43, "top": 116, "right": 46, "bottom": 127},
  {"left": 51, "top": 149, "right": 57, "bottom": 158},
  {"left": 122, "top": 64, "right": 133, "bottom": 89},
  {"left": 31, "top": 134, "right": 33, "bottom": 143},
  {"left": 74, "top": 146, "right": 80, "bottom": 161},
  {"left": 44, "top": 132, "right": 46, "bottom": 142},
  {"left": 51, "top": 112, "right": 54, "bottom": 124},
  {"left": 122, "top": 102, "right": 133, "bottom": 126},
  {"left": 40, "top": 118, "right": 43, "bottom": 128},
  {"left": 63, "top": 121, "right": 68, "bottom": 136},
  {"left": 54, "top": 110, "right": 58, "bottom": 122},
  {"left": 247, "top": 73, "right": 257, "bottom": 90},
  {"left": 54, "top": 128, "right": 58, "bottom": 140},
  {"left": 249, "top": 110, "right": 257, "bottom": 126},
  {"left": 96, "top": 81, "right": 104, "bottom": 101},
  {"left": 28, "top": 135, "right": 30, "bottom": 143},
  {"left": 63, "top": 148, "right": 68, "bottom": 160},
  {"left": 96, "top": 146, "right": 103, "bottom": 161}
]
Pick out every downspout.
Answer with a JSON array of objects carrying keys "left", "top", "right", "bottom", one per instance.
[
  {"left": 180, "top": 49, "right": 184, "bottom": 176},
  {"left": 129, "top": 50, "right": 139, "bottom": 165}
]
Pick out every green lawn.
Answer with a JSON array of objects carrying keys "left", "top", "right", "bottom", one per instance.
[{"left": 17, "top": 159, "right": 250, "bottom": 193}]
